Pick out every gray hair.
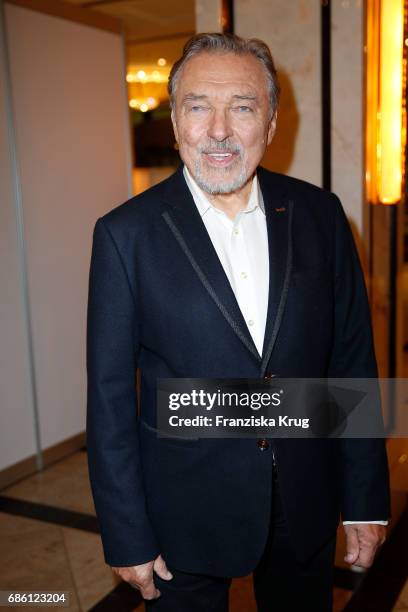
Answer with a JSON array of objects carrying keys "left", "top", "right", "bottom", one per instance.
[{"left": 168, "top": 32, "right": 280, "bottom": 116}]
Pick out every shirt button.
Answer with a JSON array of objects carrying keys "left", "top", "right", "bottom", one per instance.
[
  {"left": 241, "top": 272, "right": 248, "bottom": 279},
  {"left": 233, "top": 228, "right": 239, "bottom": 235},
  {"left": 248, "top": 320, "right": 254, "bottom": 326},
  {"left": 257, "top": 438, "right": 269, "bottom": 450}
]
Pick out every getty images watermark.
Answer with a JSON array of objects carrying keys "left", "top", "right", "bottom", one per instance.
[
  {"left": 154, "top": 378, "right": 408, "bottom": 439},
  {"left": 166, "top": 387, "right": 309, "bottom": 429}
]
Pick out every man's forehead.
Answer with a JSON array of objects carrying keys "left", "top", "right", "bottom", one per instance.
[
  {"left": 177, "top": 53, "right": 268, "bottom": 95},
  {"left": 179, "top": 52, "right": 265, "bottom": 82},
  {"left": 181, "top": 77, "right": 258, "bottom": 89}
]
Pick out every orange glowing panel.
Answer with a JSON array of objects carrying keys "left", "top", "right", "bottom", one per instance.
[{"left": 377, "top": 0, "right": 404, "bottom": 204}]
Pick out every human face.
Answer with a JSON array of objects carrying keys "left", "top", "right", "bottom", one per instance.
[{"left": 171, "top": 52, "right": 277, "bottom": 195}]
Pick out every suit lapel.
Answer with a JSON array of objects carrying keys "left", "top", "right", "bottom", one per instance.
[
  {"left": 257, "top": 167, "right": 294, "bottom": 374},
  {"left": 161, "top": 166, "right": 261, "bottom": 362}
]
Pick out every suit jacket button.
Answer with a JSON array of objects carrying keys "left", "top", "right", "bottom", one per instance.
[
  {"left": 257, "top": 438, "right": 269, "bottom": 450},
  {"left": 264, "top": 372, "right": 274, "bottom": 381}
]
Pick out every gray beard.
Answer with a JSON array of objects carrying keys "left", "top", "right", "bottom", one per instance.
[{"left": 193, "top": 159, "right": 249, "bottom": 195}]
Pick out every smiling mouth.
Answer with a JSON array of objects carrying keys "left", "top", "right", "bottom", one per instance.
[{"left": 204, "top": 152, "right": 238, "bottom": 165}]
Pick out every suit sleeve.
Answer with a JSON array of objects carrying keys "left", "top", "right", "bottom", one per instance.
[
  {"left": 327, "top": 195, "right": 391, "bottom": 522},
  {"left": 86, "top": 217, "right": 160, "bottom": 566}
]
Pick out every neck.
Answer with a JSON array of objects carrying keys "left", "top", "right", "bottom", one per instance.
[{"left": 207, "top": 175, "right": 254, "bottom": 220}]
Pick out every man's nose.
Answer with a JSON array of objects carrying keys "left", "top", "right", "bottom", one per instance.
[{"left": 207, "top": 109, "right": 233, "bottom": 141}]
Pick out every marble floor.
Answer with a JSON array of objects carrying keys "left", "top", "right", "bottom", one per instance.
[{"left": 0, "top": 446, "right": 407, "bottom": 611}]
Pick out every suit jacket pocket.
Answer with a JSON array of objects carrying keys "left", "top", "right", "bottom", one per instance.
[{"left": 139, "top": 419, "right": 200, "bottom": 449}]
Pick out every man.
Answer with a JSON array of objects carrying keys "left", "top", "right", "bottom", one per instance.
[{"left": 86, "top": 33, "right": 390, "bottom": 611}]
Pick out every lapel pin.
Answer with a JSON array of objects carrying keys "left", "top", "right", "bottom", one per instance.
[{"left": 275, "top": 206, "right": 286, "bottom": 212}]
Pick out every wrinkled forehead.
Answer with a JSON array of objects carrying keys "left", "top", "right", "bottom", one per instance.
[{"left": 175, "top": 52, "right": 270, "bottom": 100}]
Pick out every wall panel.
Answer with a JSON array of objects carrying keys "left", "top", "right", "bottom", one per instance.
[
  {"left": 235, "top": 0, "right": 322, "bottom": 185},
  {"left": 3, "top": 2, "right": 131, "bottom": 457}
]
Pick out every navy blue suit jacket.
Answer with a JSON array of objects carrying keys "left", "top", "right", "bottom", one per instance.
[{"left": 86, "top": 165, "right": 390, "bottom": 576}]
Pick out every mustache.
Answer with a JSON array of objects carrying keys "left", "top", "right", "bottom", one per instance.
[{"left": 198, "top": 141, "right": 242, "bottom": 154}]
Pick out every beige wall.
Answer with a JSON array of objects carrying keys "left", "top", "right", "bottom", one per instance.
[
  {"left": 0, "top": 5, "right": 37, "bottom": 470},
  {"left": 195, "top": 0, "right": 222, "bottom": 32},
  {"left": 0, "top": 1, "right": 131, "bottom": 471},
  {"left": 235, "top": 0, "right": 322, "bottom": 187},
  {"left": 331, "top": 0, "right": 364, "bottom": 237}
]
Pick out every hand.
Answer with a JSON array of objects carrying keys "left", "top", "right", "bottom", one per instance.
[
  {"left": 343, "top": 524, "right": 386, "bottom": 568},
  {"left": 111, "top": 554, "right": 173, "bottom": 600}
]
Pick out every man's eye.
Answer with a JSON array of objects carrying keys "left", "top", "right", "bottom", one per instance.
[
  {"left": 234, "top": 106, "right": 252, "bottom": 112},
  {"left": 190, "top": 106, "right": 207, "bottom": 112}
]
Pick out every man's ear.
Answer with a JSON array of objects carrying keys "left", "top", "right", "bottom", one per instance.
[{"left": 267, "top": 110, "right": 277, "bottom": 145}]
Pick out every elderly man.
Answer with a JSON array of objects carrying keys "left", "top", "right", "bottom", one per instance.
[{"left": 86, "top": 33, "right": 390, "bottom": 611}]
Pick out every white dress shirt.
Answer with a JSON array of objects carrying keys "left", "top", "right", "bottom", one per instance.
[
  {"left": 183, "top": 165, "right": 268, "bottom": 356},
  {"left": 182, "top": 165, "right": 388, "bottom": 527}
]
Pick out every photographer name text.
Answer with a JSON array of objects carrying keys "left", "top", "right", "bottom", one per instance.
[{"left": 168, "top": 415, "right": 310, "bottom": 429}]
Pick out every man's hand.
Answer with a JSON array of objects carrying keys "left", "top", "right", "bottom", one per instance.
[
  {"left": 112, "top": 554, "right": 173, "bottom": 600},
  {"left": 343, "top": 524, "right": 386, "bottom": 568}
]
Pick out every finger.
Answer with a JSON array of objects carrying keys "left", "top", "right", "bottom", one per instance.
[
  {"left": 154, "top": 554, "right": 173, "bottom": 580},
  {"left": 344, "top": 528, "right": 360, "bottom": 564},
  {"left": 353, "top": 537, "right": 381, "bottom": 569},
  {"left": 352, "top": 530, "right": 384, "bottom": 569},
  {"left": 132, "top": 572, "right": 161, "bottom": 600},
  {"left": 352, "top": 547, "right": 376, "bottom": 569},
  {"left": 140, "top": 580, "right": 161, "bottom": 601}
]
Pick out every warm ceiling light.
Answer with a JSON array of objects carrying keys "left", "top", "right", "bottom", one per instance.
[
  {"left": 157, "top": 58, "right": 167, "bottom": 66},
  {"left": 366, "top": 0, "right": 404, "bottom": 204},
  {"left": 128, "top": 97, "right": 158, "bottom": 112},
  {"left": 127, "top": 69, "right": 169, "bottom": 83}
]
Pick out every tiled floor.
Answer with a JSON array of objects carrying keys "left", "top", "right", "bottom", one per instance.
[
  {"left": 0, "top": 448, "right": 407, "bottom": 611},
  {"left": 4, "top": 452, "right": 96, "bottom": 514}
]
